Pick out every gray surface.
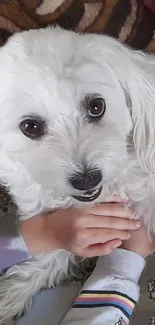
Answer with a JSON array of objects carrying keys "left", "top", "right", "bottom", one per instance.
[{"left": 16, "top": 283, "right": 81, "bottom": 325}]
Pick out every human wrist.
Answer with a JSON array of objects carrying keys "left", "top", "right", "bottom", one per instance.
[
  {"left": 19, "top": 215, "right": 59, "bottom": 255},
  {"left": 121, "top": 227, "right": 155, "bottom": 258}
]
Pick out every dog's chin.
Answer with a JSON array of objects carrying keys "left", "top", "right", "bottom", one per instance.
[{"left": 72, "top": 186, "right": 102, "bottom": 203}]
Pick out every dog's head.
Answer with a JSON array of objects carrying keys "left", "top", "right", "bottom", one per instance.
[{"left": 0, "top": 27, "right": 154, "bottom": 205}]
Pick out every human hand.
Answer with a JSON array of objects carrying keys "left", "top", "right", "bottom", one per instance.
[
  {"left": 19, "top": 196, "right": 141, "bottom": 257},
  {"left": 121, "top": 225, "right": 155, "bottom": 258}
]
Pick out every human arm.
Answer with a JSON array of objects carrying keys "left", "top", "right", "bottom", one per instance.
[
  {"left": 60, "top": 226, "right": 155, "bottom": 325},
  {"left": 19, "top": 200, "right": 140, "bottom": 257},
  {"left": 0, "top": 198, "right": 141, "bottom": 272}
]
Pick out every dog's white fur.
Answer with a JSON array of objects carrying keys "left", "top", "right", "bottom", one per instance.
[{"left": 0, "top": 27, "right": 155, "bottom": 323}]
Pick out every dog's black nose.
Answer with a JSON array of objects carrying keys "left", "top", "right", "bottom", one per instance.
[{"left": 70, "top": 170, "right": 102, "bottom": 191}]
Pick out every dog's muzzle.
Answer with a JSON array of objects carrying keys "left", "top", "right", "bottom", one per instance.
[
  {"left": 70, "top": 169, "right": 102, "bottom": 202},
  {"left": 72, "top": 186, "right": 102, "bottom": 202}
]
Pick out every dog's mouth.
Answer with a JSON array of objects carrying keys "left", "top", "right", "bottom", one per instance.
[{"left": 72, "top": 186, "right": 102, "bottom": 202}]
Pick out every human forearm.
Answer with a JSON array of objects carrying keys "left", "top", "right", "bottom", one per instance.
[
  {"left": 19, "top": 214, "right": 59, "bottom": 255},
  {"left": 61, "top": 249, "right": 145, "bottom": 325}
]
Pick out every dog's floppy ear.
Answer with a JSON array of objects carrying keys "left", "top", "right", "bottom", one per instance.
[
  {"left": 120, "top": 50, "right": 155, "bottom": 175},
  {"left": 97, "top": 36, "right": 155, "bottom": 175}
]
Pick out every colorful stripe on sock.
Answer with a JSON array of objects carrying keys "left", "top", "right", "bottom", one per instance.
[{"left": 72, "top": 290, "right": 136, "bottom": 319}]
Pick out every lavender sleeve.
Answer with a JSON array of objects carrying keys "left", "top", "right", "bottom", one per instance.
[{"left": 0, "top": 213, "right": 31, "bottom": 272}]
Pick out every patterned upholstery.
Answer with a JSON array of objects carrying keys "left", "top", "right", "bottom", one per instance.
[{"left": 0, "top": 0, "right": 154, "bottom": 50}]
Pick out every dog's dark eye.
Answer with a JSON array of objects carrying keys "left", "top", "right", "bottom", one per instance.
[
  {"left": 88, "top": 98, "right": 106, "bottom": 119},
  {"left": 20, "top": 119, "right": 45, "bottom": 140}
]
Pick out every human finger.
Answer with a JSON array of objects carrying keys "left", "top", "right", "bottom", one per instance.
[
  {"left": 82, "top": 228, "right": 131, "bottom": 247},
  {"left": 83, "top": 215, "right": 141, "bottom": 230},
  {"left": 80, "top": 239, "right": 122, "bottom": 257}
]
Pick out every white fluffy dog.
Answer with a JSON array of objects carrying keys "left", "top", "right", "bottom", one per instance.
[{"left": 0, "top": 27, "right": 155, "bottom": 324}]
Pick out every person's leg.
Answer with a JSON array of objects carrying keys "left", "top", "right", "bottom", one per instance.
[{"left": 16, "top": 282, "right": 81, "bottom": 325}]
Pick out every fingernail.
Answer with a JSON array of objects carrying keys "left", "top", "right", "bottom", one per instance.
[
  {"left": 135, "top": 221, "right": 142, "bottom": 228},
  {"left": 127, "top": 233, "right": 131, "bottom": 239}
]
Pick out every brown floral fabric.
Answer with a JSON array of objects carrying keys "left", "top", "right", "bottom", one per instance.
[
  {"left": 144, "top": 0, "right": 155, "bottom": 12},
  {"left": 0, "top": 0, "right": 155, "bottom": 50}
]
